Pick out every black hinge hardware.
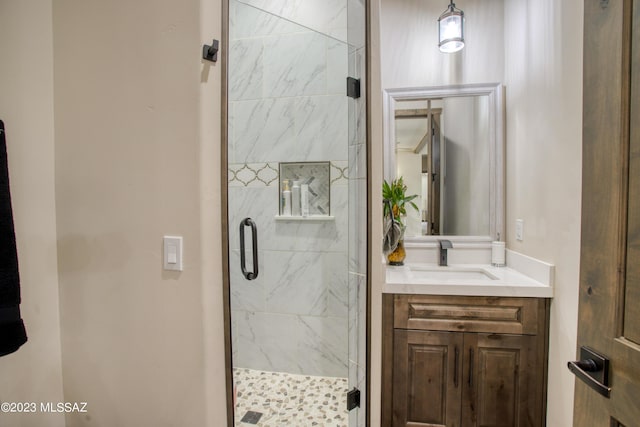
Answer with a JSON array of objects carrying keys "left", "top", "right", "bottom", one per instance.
[
  {"left": 346, "top": 387, "right": 361, "bottom": 411},
  {"left": 203, "top": 39, "right": 219, "bottom": 62},
  {"left": 347, "top": 77, "right": 361, "bottom": 99}
]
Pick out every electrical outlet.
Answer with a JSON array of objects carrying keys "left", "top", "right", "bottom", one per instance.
[{"left": 515, "top": 219, "right": 524, "bottom": 241}]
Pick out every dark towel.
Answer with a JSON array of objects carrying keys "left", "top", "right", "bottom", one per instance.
[{"left": 0, "top": 120, "right": 27, "bottom": 356}]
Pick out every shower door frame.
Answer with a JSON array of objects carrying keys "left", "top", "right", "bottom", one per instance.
[
  {"left": 220, "top": 0, "right": 233, "bottom": 424},
  {"left": 219, "top": 1, "right": 372, "bottom": 426}
]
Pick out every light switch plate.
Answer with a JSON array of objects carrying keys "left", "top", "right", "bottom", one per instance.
[
  {"left": 515, "top": 219, "right": 524, "bottom": 241},
  {"left": 163, "top": 236, "right": 183, "bottom": 271}
]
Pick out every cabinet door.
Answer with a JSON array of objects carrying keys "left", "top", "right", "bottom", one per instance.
[
  {"left": 393, "top": 330, "right": 463, "bottom": 427},
  {"left": 462, "top": 333, "right": 541, "bottom": 427}
]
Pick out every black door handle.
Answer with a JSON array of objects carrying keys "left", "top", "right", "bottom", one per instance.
[
  {"left": 567, "top": 346, "right": 611, "bottom": 398},
  {"left": 239, "top": 217, "right": 258, "bottom": 280}
]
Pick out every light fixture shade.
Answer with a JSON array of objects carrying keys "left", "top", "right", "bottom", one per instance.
[{"left": 438, "top": 2, "right": 464, "bottom": 53}]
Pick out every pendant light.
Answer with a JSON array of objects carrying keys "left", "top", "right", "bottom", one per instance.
[{"left": 438, "top": 0, "right": 465, "bottom": 53}]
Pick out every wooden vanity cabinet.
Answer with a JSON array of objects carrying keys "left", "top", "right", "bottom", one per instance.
[{"left": 382, "top": 295, "right": 550, "bottom": 427}]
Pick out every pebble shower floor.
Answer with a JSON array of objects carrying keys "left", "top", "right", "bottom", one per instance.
[{"left": 234, "top": 368, "right": 349, "bottom": 426}]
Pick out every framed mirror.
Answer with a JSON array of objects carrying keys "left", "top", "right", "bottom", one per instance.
[{"left": 383, "top": 83, "right": 504, "bottom": 241}]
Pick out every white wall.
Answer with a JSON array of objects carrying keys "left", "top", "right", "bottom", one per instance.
[
  {"left": 0, "top": 1, "right": 66, "bottom": 426},
  {"left": 504, "top": 1, "right": 583, "bottom": 426},
  {"left": 380, "top": 0, "right": 505, "bottom": 88},
  {"left": 373, "top": 1, "right": 583, "bottom": 426},
  {"left": 380, "top": 0, "right": 504, "bottom": 240},
  {"left": 52, "top": 0, "right": 227, "bottom": 426}
]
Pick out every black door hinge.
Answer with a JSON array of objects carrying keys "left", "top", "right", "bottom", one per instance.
[
  {"left": 347, "top": 387, "right": 361, "bottom": 411},
  {"left": 347, "top": 77, "right": 361, "bottom": 99}
]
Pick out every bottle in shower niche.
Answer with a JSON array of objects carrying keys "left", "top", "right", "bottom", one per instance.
[
  {"left": 300, "top": 184, "right": 310, "bottom": 217},
  {"left": 281, "top": 180, "right": 292, "bottom": 216},
  {"left": 291, "top": 180, "right": 301, "bottom": 216}
]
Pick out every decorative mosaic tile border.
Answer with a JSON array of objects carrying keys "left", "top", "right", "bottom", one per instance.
[
  {"left": 229, "top": 163, "right": 280, "bottom": 187},
  {"left": 330, "top": 162, "right": 348, "bottom": 184},
  {"left": 229, "top": 161, "right": 348, "bottom": 187}
]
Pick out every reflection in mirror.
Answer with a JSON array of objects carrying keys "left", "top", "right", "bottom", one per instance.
[{"left": 384, "top": 84, "right": 504, "bottom": 240}]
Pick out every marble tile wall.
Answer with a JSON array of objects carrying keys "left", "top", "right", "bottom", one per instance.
[
  {"left": 229, "top": 174, "right": 350, "bottom": 377},
  {"left": 235, "top": 0, "right": 348, "bottom": 42},
  {"left": 229, "top": 0, "right": 351, "bottom": 379}
]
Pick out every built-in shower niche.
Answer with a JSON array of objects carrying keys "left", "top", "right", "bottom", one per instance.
[{"left": 277, "top": 161, "right": 333, "bottom": 220}]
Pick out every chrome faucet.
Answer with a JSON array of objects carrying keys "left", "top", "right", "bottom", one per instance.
[{"left": 439, "top": 240, "right": 453, "bottom": 266}]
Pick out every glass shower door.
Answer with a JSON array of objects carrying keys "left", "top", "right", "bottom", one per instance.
[
  {"left": 346, "top": 1, "right": 367, "bottom": 426},
  {"left": 226, "top": 1, "right": 366, "bottom": 425}
]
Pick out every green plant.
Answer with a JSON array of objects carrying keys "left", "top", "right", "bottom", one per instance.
[{"left": 383, "top": 177, "right": 419, "bottom": 227}]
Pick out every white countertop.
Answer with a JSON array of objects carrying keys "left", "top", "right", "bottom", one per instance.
[{"left": 384, "top": 263, "right": 554, "bottom": 298}]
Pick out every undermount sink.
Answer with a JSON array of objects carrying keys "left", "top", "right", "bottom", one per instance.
[
  {"left": 385, "top": 257, "right": 554, "bottom": 297},
  {"left": 407, "top": 265, "right": 499, "bottom": 281}
]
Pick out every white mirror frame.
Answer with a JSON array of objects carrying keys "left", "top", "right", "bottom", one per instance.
[{"left": 383, "top": 83, "right": 504, "bottom": 242}]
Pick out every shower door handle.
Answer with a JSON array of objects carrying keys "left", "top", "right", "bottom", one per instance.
[{"left": 239, "top": 217, "right": 259, "bottom": 280}]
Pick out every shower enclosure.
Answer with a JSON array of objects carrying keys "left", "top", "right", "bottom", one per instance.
[{"left": 224, "top": 0, "right": 367, "bottom": 426}]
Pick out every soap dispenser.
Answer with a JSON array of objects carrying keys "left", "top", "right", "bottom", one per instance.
[
  {"left": 300, "top": 183, "right": 310, "bottom": 217},
  {"left": 281, "top": 180, "right": 292, "bottom": 216},
  {"left": 291, "top": 180, "right": 301, "bottom": 216}
]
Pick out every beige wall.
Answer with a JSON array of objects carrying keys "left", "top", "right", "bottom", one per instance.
[
  {"left": 504, "top": 1, "right": 583, "bottom": 426},
  {"left": 0, "top": 1, "right": 66, "bottom": 426},
  {"left": 52, "top": 0, "right": 226, "bottom": 426}
]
